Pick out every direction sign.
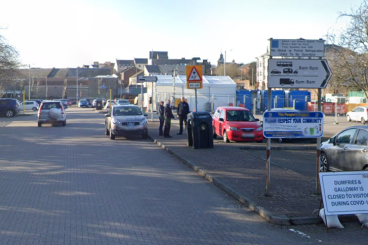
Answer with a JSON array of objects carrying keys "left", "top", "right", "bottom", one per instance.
[
  {"left": 137, "top": 76, "right": 158, "bottom": 83},
  {"left": 270, "top": 39, "right": 325, "bottom": 57},
  {"left": 268, "top": 59, "right": 332, "bottom": 88},
  {"left": 186, "top": 65, "right": 203, "bottom": 89},
  {"left": 262, "top": 110, "right": 324, "bottom": 138}
]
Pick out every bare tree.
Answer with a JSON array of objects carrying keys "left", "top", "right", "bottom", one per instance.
[
  {"left": 0, "top": 32, "right": 20, "bottom": 96},
  {"left": 327, "top": 0, "right": 368, "bottom": 98}
]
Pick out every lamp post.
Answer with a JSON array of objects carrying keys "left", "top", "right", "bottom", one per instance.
[
  {"left": 28, "top": 65, "right": 31, "bottom": 100},
  {"left": 76, "top": 68, "right": 79, "bottom": 102}
]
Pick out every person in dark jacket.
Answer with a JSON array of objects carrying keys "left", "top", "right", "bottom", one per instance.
[
  {"left": 164, "top": 99, "right": 175, "bottom": 138},
  {"left": 158, "top": 101, "right": 164, "bottom": 136},
  {"left": 176, "top": 97, "right": 190, "bottom": 135}
]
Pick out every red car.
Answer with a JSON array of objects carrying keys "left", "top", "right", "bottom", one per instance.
[{"left": 212, "top": 106, "right": 264, "bottom": 143}]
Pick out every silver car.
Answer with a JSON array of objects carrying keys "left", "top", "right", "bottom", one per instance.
[
  {"left": 105, "top": 105, "right": 148, "bottom": 140},
  {"left": 38, "top": 101, "right": 66, "bottom": 127},
  {"left": 320, "top": 125, "right": 368, "bottom": 172}
]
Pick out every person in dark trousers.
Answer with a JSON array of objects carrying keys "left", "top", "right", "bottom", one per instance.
[
  {"left": 158, "top": 101, "right": 164, "bottom": 136},
  {"left": 176, "top": 97, "right": 190, "bottom": 135},
  {"left": 164, "top": 99, "right": 174, "bottom": 138}
]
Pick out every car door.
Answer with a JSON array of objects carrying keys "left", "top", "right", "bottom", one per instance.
[
  {"left": 212, "top": 108, "right": 220, "bottom": 135},
  {"left": 329, "top": 128, "right": 357, "bottom": 170},
  {"left": 346, "top": 129, "right": 368, "bottom": 171},
  {"left": 219, "top": 109, "right": 226, "bottom": 136}
]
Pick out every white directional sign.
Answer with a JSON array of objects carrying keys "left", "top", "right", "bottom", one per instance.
[
  {"left": 270, "top": 39, "right": 325, "bottom": 57},
  {"left": 137, "top": 76, "right": 158, "bottom": 83},
  {"left": 268, "top": 59, "right": 332, "bottom": 88}
]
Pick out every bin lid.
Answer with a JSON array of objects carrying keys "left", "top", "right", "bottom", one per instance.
[{"left": 189, "top": 111, "right": 212, "bottom": 120}]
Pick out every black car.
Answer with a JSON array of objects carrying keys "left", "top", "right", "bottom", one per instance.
[
  {"left": 0, "top": 98, "right": 20, "bottom": 117},
  {"left": 320, "top": 125, "right": 368, "bottom": 172}
]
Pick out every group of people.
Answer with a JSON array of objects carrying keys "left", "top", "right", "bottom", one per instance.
[{"left": 158, "top": 97, "right": 190, "bottom": 138}]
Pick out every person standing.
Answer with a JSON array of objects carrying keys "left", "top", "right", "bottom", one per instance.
[
  {"left": 176, "top": 97, "right": 190, "bottom": 135},
  {"left": 158, "top": 101, "right": 164, "bottom": 136},
  {"left": 164, "top": 99, "right": 174, "bottom": 138}
]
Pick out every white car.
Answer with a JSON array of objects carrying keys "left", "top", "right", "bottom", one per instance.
[
  {"left": 19, "top": 101, "right": 39, "bottom": 111},
  {"left": 346, "top": 106, "right": 368, "bottom": 124}
]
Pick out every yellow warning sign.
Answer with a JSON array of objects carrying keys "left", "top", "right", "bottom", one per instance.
[{"left": 186, "top": 65, "right": 203, "bottom": 89}]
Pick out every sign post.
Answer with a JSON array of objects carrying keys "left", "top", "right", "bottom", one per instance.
[
  {"left": 186, "top": 65, "right": 203, "bottom": 111},
  {"left": 137, "top": 76, "right": 158, "bottom": 121}
]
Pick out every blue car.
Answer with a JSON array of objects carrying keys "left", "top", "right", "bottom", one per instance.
[{"left": 78, "top": 99, "right": 89, "bottom": 108}]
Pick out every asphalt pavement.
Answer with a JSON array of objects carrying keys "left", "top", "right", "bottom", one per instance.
[{"left": 145, "top": 113, "right": 360, "bottom": 225}]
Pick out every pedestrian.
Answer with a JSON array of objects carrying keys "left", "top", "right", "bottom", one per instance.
[
  {"left": 176, "top": 97, "right": 190, "bottom": 135},
  {"left": 158, "top": 101, "right": 164, "bottom": 136},
  {"left": 164, "top": 99, "right": 175, "bottom": 138}
]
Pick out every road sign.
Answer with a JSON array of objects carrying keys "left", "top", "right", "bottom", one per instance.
[
  {"left": 270, "top": 39, "right": 325, "bottom": 57},
  {"left": 268, "top": 59, "right": 332, "bottom": 88},
  {"left": 262, "top": 110, "right": 324, "bottom": 138},
  {"left": 137, "top": 76, "right": 158, "bottom": 83},
  {"left": 186, "top": 65, "right": 203, "bottom": 89}
]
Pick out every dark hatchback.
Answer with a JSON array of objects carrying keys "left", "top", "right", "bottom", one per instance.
[
  {"left": 0, "top": 98, "right": 20, "bottom": 117},
  {"left": 320, "top": 125, "right": 368, "bottom": 172}
]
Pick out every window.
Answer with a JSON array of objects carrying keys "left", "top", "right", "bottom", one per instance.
[
  {"left": 336, "top": 129, "right": 357, "bottom": 144},
  {"left": 355, "top": 129, "right": 368, "bottom": 145},
  {"left": 219, "top": 110, "right": 225, "bottom": 120}
]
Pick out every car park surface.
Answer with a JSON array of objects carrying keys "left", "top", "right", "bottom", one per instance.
[{"left": 212, "top": 106, "right": 263, "bottom": 143}]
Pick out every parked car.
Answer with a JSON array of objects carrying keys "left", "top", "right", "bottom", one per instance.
[
  {"left": 105, "top": 105, "right": 148, "bottom": 140},
  {"left": 78, "top": 99, "right": 89, "bottom": 108},
  {"left": 346, "top": 106, "right": 368, "bottom": 124},
  {"left": 19, "top": 101, "right": 39, "bottom": 111},
  {"left": 37, "top": 101, "right": 66, "bottom": 127},
  {"left": 320, "top": 125, "right": 368, "bottom": 172},
  {"left": 212, "top": 106, "right": 263, "bottom": 143},
  {"left": 117, "top": 99, "right": 130, "bottom": 105},
  {"left": 0, "top": 98, "right": 20, "bottom": 117},
  {"left": 53, "top": 99, "right": 68, "bottom": 109}
]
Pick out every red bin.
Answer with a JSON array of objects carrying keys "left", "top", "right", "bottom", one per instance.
[
  {"left": 322, "top": 103, "right": 334, "bottom": 115},
  {"left": 307, "top": 102, "right": 318, "bottom": 112},
  {"left": 336, "top": 103, "right": 347, "bottom": 115}
]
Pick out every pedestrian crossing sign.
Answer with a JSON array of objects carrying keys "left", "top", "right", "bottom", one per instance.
[{"left": 186, "top": 65, "right": 203, "bottom": 89}]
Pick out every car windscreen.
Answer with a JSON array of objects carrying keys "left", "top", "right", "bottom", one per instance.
[
  {"left": 113, "top": 107, "right": 142, "bottom": 116},
  {"left": 226, "top": 110, "right": 255, "bottom": 122},
  {"left": 42, "top": 102, "right": 61, "bottom": 109}
]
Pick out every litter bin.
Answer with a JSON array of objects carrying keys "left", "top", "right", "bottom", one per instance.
[
  {"left": 96, "top": 99, "right": 103, "bottom": 110},
  {"left": 186, "top": 111, "right": 214, "bottom": 149}
]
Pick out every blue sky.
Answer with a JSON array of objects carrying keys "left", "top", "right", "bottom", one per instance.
[{"left": 0, "top": 0, "right": 363, "bottom": 68}]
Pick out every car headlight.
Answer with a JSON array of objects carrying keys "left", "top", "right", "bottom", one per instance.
[
  {"left": 228, "top": 126, "right": 238, "bottom": 131},
  {"left": 142, "top": 119, "right": 148, "bottom": 126},
  {"left": 256, "top": 126, "right": 263, "bottom": 131},
  {"left": 112, "top": 118, "right": 120, "bottom": 125}
]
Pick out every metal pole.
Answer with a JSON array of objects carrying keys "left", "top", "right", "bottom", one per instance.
[
  {"left": 252, "top": 68, "right": 254, "bottom": 88},
  {"left": 141, "top": 81, "right": 143, "bottom": 112},
  {"left": 28, "top": 65, "right": 31, "bottom": 100},
  {"left": 334, "top": 100, "right": 339, "bottom": 124},
  {"left": 76, "top": 68, "right": 79, "bottom": 102},
  {"left": 316, "top": 88, "right": 322, "bottom": 194},
  {"left": 195, "top": 89, "right": 198, "bottom": 111},
  {"left": 266, "top": 87, "right": 272, "bottom": 196},
  {"left": 253, "top": 98, "right": 257, "bottom": 115},
  {"left": 224, "top": 51, "right": 226, "bottom": 76},
  {"left": 151, "top": 81, "right": 153, "bottom": 122},
  {"left": 243, "top": 95, "right": 246, "bottom": 107},
  {"left": 46, "top": 76, "right": 48, "bottom": 99}
]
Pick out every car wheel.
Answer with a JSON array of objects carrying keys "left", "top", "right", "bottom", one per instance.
[
  {"left": 32, "top": 107, "right": 37, "bottom": 111},
  {"left": 213, "top": 132, "right": 217, "bottom": 139},
  {"left": 363, "top": 165, "right": 368, "bottom": 171},
  {"left": 38, "top": 122, "right": 42, "bottom": 127},
  {"left": 105, "top": 127, "right": 109, "bottom": 136},
  {"left": 5, "top": 110, "right": 14, "bottom": 118},
  {"left": 110, "top": 128, "right": 115, "bottom": 140},
  {"left": 362, "top": 117, "right": 366, "bottom": 124},
  {"left": 142, "top": 133, "right": 148, "bottom": 139},
  {"left": 257, "top": 140, "right": 263, "bottom": 143},
  {"left": 320, "top": 153, "right": 329, "bottom": 172},
  {"left": 223, "top": 131, "right": 230, "bottom": 143},
  {"left": 347, "top": 115, "right": 351, "bottom": 122},
  {"left": 62, "top": 121, "right": 66, "bottom": 126}
]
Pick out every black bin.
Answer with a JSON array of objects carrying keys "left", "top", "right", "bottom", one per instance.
[
  {"left": 186, "top": 111, "right": 213, "bottom": 149},
  {"left": 96, "top": 100, "right": 103, "bottom": 110}
]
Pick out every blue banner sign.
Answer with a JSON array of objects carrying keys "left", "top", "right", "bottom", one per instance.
[{"left": 263, "top": 110, "right": 324, "bottom": 138}]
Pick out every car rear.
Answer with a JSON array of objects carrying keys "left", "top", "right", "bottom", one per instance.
[{"left": 38, "top": 101, "right": 66, "bottom": 127}]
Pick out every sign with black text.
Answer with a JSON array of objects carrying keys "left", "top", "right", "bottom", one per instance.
[
  {"left": 270, "top": 39, "right": 325, "bottom": 57},
  {"left": 319, "top": 172, "right": 368, "bottom": 215}
]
